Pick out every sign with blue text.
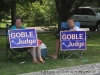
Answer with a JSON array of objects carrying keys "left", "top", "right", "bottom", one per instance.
[
  {"left": 60, "top": 31, "right": 86, "bottom": 50},
  {"left": 8, "top": 29, "right": 38, "bottom": 48}
]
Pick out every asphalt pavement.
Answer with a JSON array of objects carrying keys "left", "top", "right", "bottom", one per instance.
[
  {"left": 0, "top": 27, "right": 91, "bottom": 36},
  {"left": 19, "top": 62, "right": 100, "bottom": 75}
]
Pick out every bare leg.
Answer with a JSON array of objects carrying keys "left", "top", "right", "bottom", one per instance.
[
  {"left": 36, "top": 45, "right": 42, "bottom": 59},
  {"left": 54, "top": 38, "right": 60, "bottom": 56},
  {"left": 49, "top": 38, "right": 60, "bottom": 59},
  {"left": 37, "top": 45, "right": 45, "bottom": 63},
  {"left": 30, "top": 47, "right": 39, "bottom": 63},
  {"left": 30, "top": 47, "right": 36, "bottom": 60}
]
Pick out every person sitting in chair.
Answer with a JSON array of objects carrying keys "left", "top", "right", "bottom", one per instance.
[
  {"left": 7, "top": 16, "right": 45, "bottom": 63},
  {"left": 49, "top": 18, "right": 81, "bottom": 59}
]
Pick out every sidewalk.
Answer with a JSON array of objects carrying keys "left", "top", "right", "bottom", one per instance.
[
  {"left": 0, "top": 27, "right": 45, "bottom": 36},
  {"left": 19, "top": 62, "right": 100, "bottom": 75},
  {"left": 0, "top": 27, "right": 98, "bottom": 36}
]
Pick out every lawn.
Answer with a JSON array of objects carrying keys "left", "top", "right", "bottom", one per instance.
[
  {"left": 0, "top": 32, "right": 100, "bottom": 75},
  {"left": 0, "top": 22, "right": 36, "bottom": 28}
]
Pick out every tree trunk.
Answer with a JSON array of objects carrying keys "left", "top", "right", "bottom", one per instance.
[
  {"left": 55, "top": 0, "right": 86, "bottom": 33},
  {"left": 88, "top": 0, "right": 93, "bottom": 3},
  {"left": 11, "top": 0, "right": 16, "bottom": 25},
  {"left": 55, "top": 0, "right": 61, "bottom": 33},
  {"left": 97, "top": 0, "right": 100, "bottom": 7},
  {"left": 40, "top": 0, "right": 43, "bottom": 5}
]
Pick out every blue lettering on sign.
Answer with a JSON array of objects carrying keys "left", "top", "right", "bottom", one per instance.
[
  {"left": 8, "top": 29, "right": 38, "bottom": 48},
  {"left": 60, "top": 31, "right": 86, "bottom": 50}
]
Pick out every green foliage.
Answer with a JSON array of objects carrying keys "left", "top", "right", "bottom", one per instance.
[
  {"left": 0, "top": 0, "right": 37, "bottom": 22},
  {"left": 0, "top": 0, "right": 100, "bottom": 30},
  {"left": 16, "top": 0, "right": 57, "bottom": 27},
  {"left": 0, "top": 0, "right": 10, "bottom": 12},
  {"left": 0, "top": 0, "right": 36, "bottom": 11},
  {"left": 83, "top": 0, "right": 98, "bottom": 7}
]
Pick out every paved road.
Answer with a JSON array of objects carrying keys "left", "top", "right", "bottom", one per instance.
[
  {"left": 19, "top": 62, "right": 100, "bottom": 75},
  {"left": 0, "top": 27, "right": 45, "bottom": 36},
  {"left": 0, "top": 27, "right": 92, "bottom": 36}
]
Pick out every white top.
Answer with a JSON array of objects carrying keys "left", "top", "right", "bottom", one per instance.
[
  {"left": 70, "top": 26, "right": 83, "bottom": 31},
  {"left": 41, "top": 43, "right": 47, "bottom": 49}
]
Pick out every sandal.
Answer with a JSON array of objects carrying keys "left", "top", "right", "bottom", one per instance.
[
  {"left": 52, "top": 56, "right": 57, "bottom": 59},
  {"left": 33, "top": 60, "right": 40, "bottom": 64},
  {"left": 38, "top": 58, "right": 45, "bottom": 63},
  {"left": 49, "top": 55, "right": 58, "bottom": 59}
]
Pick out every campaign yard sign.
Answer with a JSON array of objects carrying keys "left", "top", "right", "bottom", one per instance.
[
  {"left": 60, "top": 31, "right": 86, "bottom": 51},
  {"left": 8, "top": 29, "right": 38, "bottom": 48}
]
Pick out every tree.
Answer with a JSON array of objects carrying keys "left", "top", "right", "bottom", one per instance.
[
  {"left": 55, "top": 0, "right": 86, "bottom": 33},
  {"left": 83, "top": 0, "right": 98, "bottom": 6},
  {"left": 17, "top": 0, "right": 57, "bottom": 27},
  {"left": 0, "top": 0, "right": 39, "bottom": 25},
  {"left": 0, "top": 0, "right": 10, "bottom": 21},
  {"left": 97, "top": 0, "right": 100, "bottom": 7}
]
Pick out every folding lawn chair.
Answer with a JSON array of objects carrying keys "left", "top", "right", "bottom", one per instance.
[
  {"left": 60, "top": 22, "right": 85, "bottom": 59},
  {"left": 6, "top": 24, "right": 31, "bottom": 60},
  {"left": 6, "top": 24, "right": 48, "bottom": 60}
]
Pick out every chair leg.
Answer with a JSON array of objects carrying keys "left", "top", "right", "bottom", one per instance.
[
  {"left": 61, "top": 50, "right": 69, "bottom": 59},
  {"left": 9, "top": 51, "right": 20, "bottom": 59},
  {"left": 73, "top": 51, "right": 82, "bottom": 59},
  {"left": 21, "top": 52, "right": 22, "bottom": 59},
  {"left": 7, "top": 47, "right": 31, "bottom": 59},
  {"left": 62, "top": 51, "right": 64, "bottom": 59},
  {"left": 66, "top": 52, "right": 74, "bottom": 59},
  {"left": 9, "top": 48, "right": 19, "bottom": 59},
  {"left": 24, "top": 50, "right": 32, "bottom": 58},
  {"left": 66, "top": 50, "right": 83, "bottom": 59},
  {"left": 80, "top": 51, "right": 83, "bottom": 58}
]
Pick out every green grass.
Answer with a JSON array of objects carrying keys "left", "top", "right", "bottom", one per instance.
[
  {"left": 0, "top": 22, "right": 34, "bottom": 28},
  {"left": 0, "top": 32, "right": 100, "bottom": 75}
]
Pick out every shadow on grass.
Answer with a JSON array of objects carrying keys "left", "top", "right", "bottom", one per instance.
[{"left": 0, "top": 33, "right": 100, "bottom": 75}]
